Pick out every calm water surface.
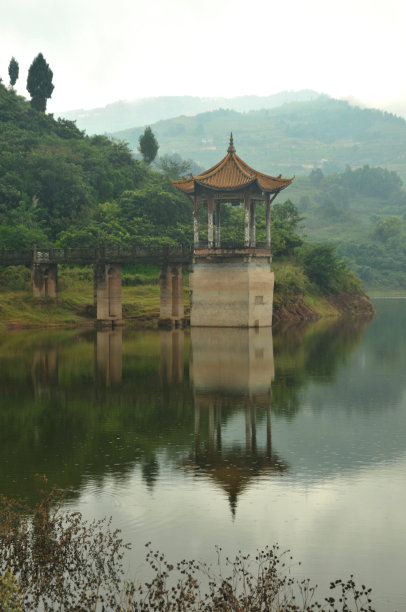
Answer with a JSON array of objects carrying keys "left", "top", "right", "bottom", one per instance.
[{"left": 1, "top": 299, "right": 405, "bottom": 610}]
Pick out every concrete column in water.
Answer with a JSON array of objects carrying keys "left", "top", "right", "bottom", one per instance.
[
  {"left": 94, "top": 263, "right": 124, "bottom": 327},
  {"left": 244, "top": 194, "right": 250, "bottom": 247},
  {"left": 207, "top": 196, "right": 214, "bottom": 248},
  {"left": 31, "top": 263, "right": 58, "bottom": 298},
  {"left": 159, "top": 264, "right": 184, "bottom": 328}
]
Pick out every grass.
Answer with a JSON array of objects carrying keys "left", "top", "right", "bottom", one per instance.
[{"left": 0, "top": 262, "right": 372, "bottom": 329}]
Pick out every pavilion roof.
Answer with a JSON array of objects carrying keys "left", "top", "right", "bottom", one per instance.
[{"left": 171, "top": 134, "right": 294, "bottom": 196}]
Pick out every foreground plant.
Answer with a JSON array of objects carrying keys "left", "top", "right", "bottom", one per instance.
[{"left": 0, "top": 478, "right": 375, "bottom": 611}]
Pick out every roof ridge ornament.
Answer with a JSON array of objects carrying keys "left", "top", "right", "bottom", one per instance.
[{"left": 227, "top": 133, "right": 236, "bottom": 154}]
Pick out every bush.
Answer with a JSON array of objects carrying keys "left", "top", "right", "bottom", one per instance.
[{"left": 0, "top": 478, "right": 375, "bottom": 611}]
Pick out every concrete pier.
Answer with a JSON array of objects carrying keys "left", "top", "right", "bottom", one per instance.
[
  {"left": 31, "top": 263, "right": 58, "bottom": 298},
  {"left": 94, "top": 263, "right": 124, "bottom": 327},
  {"left": 159, "top": 264, "right": 185, "bottom": 328},
  {"left": 190, "top": 251, "right": 274, "bottom": 327}
]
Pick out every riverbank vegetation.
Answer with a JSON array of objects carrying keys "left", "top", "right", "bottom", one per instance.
[
  {"left": 0, "top": 479, "right": 375, "bottom": 611},
  {"left": 0, "top": 81, "right": 374, "bottom": 327}
]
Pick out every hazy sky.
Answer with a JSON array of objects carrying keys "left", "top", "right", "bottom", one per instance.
[{"left": 1, "top": 0, "right": 405, "bottom": 114}]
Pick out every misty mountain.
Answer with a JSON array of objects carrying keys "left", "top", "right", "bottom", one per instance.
[
  {"left": 114, "top": 96, "right": 406, "bottom": 183},
  {"left": 58, "top": 90, "right": 319, "bottom": 135}
]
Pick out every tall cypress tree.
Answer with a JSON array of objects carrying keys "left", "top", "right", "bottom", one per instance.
[
  {"left": 26, "top": 53, "right": 54, "bottom": 112},
  {"left": 8, "top": 57, "right": 19, "bottom": 88},
  {"left": 139, "top": 127, "right": 159, "bottom": 164}
]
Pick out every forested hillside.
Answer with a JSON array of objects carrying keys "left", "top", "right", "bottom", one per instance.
[
  {"left": 60, "top": 90, "right": 319, "bottom": 135},
  {"left": 0, "top": 83, "right": 191, "bottom": 249},
  {"left": 115, "top": 97, "right": 406, "bottom": 182},
  {"left": 289, "top": 166, "right": 406, "bottom": 289},
  {"left": 0, "top": 83, "right": 376, "bottom": 302}
]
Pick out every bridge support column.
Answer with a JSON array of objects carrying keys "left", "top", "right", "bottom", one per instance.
[
  {"left": 159, "top": 264, "right": 185, "bottom": 328},
  {"left": 31, "top": 263, "right": 58, "bottom": 298},
  {"left": 94, "top": 263, "right": 124, "bottom": 327}
]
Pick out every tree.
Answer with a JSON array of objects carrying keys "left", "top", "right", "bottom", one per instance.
[
  {"left": 26, "top": 53, "right": 54, "bottom": 112},
  {"left": 8, "top": 57, "right": 19, "bottom": 88},
  {"left": 138, "top": 126, "right": 159, "bottom": 164}
]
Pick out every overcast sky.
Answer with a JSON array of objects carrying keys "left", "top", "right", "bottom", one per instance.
[{"left": 1, "top": 0, "right": 406, "bottom": 114}]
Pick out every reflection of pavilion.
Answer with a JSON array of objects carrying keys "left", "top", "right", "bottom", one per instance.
[{"left": 186, "top": 328, "right": 287, "bottom": 516}]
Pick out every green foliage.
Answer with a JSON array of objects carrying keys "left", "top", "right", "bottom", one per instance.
[
  {"left": 271, "top": 200, "right": 304, "bottom": 256},
  {"left": 138, "top": 126, "right": 159, "bottom": 164},
  {"left": 371, "top": 215, "right": 403, "bottom": 242},
  {"left": 8, "top": 58, "right": 19, "bottom": 88},
  {"left": 0, "top": 570, "right": 21, "bottom": 612},
  {"left": 26, "top": 53, "right": 54, "bottom": 112},
  {"left": 296, "top": 243, "right": 347, "bottom": 294}
]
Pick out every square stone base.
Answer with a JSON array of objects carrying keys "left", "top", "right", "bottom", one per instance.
[{"left": 190, "top": 255, "right": 274, "bottom": 327}]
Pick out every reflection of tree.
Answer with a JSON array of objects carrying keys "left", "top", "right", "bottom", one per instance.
[
  {"left": 272, "top": 317, "right": 372, "bottom": 418},
  {"left": 0, "top": 330, "right": 193, "bottom": 503}
]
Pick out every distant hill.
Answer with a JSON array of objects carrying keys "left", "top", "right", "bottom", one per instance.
[
  {"left": 114, "top": 96, "right": 406, "bottom": 183},
  {"left": 59, "top": 90, "right": 319, "bottom": 134}
]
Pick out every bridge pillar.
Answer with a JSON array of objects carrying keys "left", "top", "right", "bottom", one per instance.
[
  {"left": 94, "top": 263, "right": 124, "bottom": 327},
  {"left": 31, "top": 263, "right": 58, "bottom": 298},
  {"left": 159, "top": 263, "right": 185, "bottom": 328}
]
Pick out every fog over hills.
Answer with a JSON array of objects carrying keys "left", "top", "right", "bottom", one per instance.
[{"left": 58, "top": 90, "right": 319, "bottom": 135}]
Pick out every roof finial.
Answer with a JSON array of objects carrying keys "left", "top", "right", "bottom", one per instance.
[{"left": 227, "top": 132, "right": 236, "bottom": 154}]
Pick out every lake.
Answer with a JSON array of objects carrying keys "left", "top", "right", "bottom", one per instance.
[{"left": 0, "top": 298, "right": 405, "bottom": 610}]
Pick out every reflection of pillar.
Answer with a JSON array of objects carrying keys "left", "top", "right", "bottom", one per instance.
[
  {"left": 95, "top": 330, "right": 122, "bottom": 386},
  {"left": 159, "top": 265, "right": 184, "bottom": 328},
  {"left": 159, "top": 329, "right": 184, "bottom": 384},
  {"left": 244, "top": 194, "right": 250, "bottom": 247},
  {"left": 208, "top": 402, "right": 215, "bottom": 453},
  {"left": 94, "top": 263, "right": 123, "bottom": 327},
  {"left": 194, "top": 404, "right": 200, "bottom": 455},
  {"left": 216, "top": 404, "right": 222, "bottom": 450},
  {"left": 31, "top": 348, "right": 59, "bottom": 400},
  {"left": 251, "top": 406, "right": 257, "bottom": 453},
  {"left": 31, "top": 264, "right": 58, "bottom": 298},
  {"left": 245, "top": 407, "right": 251, "bottom": 452},
  {"left": 266, "top": 396, "right": 272, "bottom": 458}
]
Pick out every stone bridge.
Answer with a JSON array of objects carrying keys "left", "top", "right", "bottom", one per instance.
[
  {"left": 0, "top": 244, "right": 274, "bottom": 328},
  {"left": 0, "top": 245, "right": 193, "bottom": 328}
]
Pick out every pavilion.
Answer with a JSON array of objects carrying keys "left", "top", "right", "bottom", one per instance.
[
  {"left": 172, "top": 134, "right": 293, "bottom": 249},
  {"left": 172, "top": 135, "right": 294, "bottom": 328}
]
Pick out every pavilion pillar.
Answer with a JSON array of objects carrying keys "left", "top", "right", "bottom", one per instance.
[
  {"left": 265, "top": 193, "right": 271, "bottom": 248},
  {"left": 244, "top": 194, "right": 250, "bottom": 247},
  {"left": 250, "top": 201, "right": 256, "bottom": 247},
  {"left": 193, "top": 197, "right": 199, "bottom": 248},
  {"left": 31, "top": 263, "right": 58, "bottom": 298},
  {"left": 215, "top": 201, "right": 221, "bottom": 248},
  {"left": 207, "top": 197, "right": 214, "bottom": 248}
]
